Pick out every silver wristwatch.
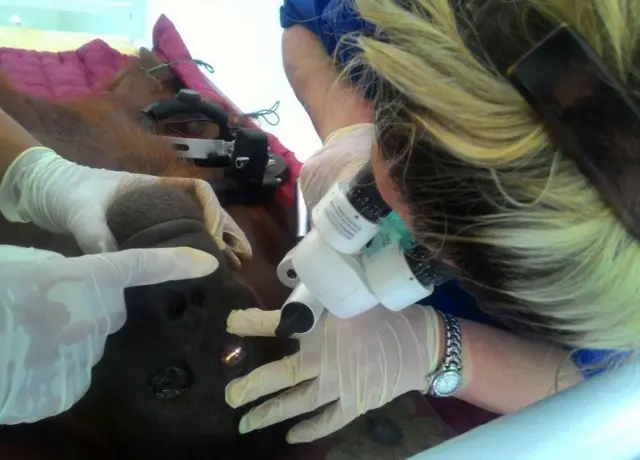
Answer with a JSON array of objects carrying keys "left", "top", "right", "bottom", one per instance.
[{"left": 427, "top": 313, "right": 463, "bottom": 397}]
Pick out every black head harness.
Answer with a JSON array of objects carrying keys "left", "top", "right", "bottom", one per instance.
[{"left": 141, "top": 89, "right": 289, "bottom": 206}]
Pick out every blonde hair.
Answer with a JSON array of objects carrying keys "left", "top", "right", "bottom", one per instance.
[{"left": 341, "top": 0, "right": 640, "bottom": 351}]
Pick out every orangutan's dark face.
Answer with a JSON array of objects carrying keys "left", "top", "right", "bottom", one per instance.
[{"left": 70, "top": 185, "right": 293, "bottom": 457}]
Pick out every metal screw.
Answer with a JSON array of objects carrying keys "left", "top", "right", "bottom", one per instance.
[{"left": 235, "top": 157, "right": 250, "bottom": 169}]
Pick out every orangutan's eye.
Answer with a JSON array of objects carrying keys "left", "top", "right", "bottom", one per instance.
[
  {"left": 220, "top": 344, "right": 247, "bottom": 368},
  {"left": 149, "top": 365, "right": 193, "bottom": 401}
]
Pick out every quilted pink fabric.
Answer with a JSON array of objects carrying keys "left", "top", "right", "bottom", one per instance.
[
  {"left": 0, "top": 16, "right": 301, "bottom": 205},
  {"left": 0, "top": 40, "right": 130, "bottom": 99}
]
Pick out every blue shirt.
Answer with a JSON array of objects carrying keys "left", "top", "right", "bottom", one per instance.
[
  {"left": 281, "top": 0, "right": 373, "bottom": 65},
  {"left": 280, "top": 0, "right": 618, "bottom": 378}
]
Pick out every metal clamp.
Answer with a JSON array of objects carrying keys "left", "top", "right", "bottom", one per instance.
[
  {"left": 141, "top": 89, "right": 290, "bottom": 205},
  {"left": 141, "top": 88, "right": 233, "bottom": 140}
]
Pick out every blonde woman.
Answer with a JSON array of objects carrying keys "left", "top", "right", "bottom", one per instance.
[{"left": 225, "top": 0, "right": 633, "bottom": 445}]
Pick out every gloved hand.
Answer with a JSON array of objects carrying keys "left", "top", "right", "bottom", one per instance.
[
  {"left": 300, "top": 123, "right": 374, "bottom": 209},
  {"left": 0, "top": 244, "right": 218, "bottom": 425},
  {"left": 0, "top": 147, "right": 251, "bottom": 266},
  {"left": 225, "top": 305, "right": 443, "bottom": 444}
]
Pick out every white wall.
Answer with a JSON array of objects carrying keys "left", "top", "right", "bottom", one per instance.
[{"left": 144, "top": 0, "right": 321, "bottom": 162}]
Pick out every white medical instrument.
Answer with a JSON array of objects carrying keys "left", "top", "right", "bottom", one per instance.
[{"left": 274, "top": 164, "right": 450, "bottom": 338}]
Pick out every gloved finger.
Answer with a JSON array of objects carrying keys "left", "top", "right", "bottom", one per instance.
[
  {"left": 323, "top": 123, "right": 375, "bottom": 146},
  {"left": 185, "top": 178, "right": 222, "bottom": 229},
  {"left": 223, "top": 248, "right": 242, "bottom": 270},
  {"left": 299, "top": 153, "right": 367, "bottom": 210},
  {"left": 0, "top": 245, "right": 64, "bottom": 263},
  {"left": 238, "top": 379, "right": 328, "bottom": 435},
  {"left": 209, "top": 221, "right": 252, "bottom": 267},
  {"left": 222, "top": 227, "right": 252, "bottom": 260},
  {"left": 71, "top": 219, "right": 118, "bottom": 254},
  {"left": 225, "top": 352, "right": 317, "bottom": 408},
  {"left": 81, "top": 247, "right": 219, "bottom": 288},
  {"left": 226, "top": 308, "right": 281, "bottom": 337},
  {"left": 299, "top": 124, "right": 374, "bottom": 209},
  {"left": 172, "top": 178, "right": 253, "bottom": 262},
  {"left": 219, "top": 213, "right": 252, "bottom": 260},
  {"left": 286, "top": 401, "right": 352, "bottom": 444}
]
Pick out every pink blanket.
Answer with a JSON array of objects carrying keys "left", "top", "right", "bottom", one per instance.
[{"left": 0, "top": 15, "right": 301, "bottom": 205}]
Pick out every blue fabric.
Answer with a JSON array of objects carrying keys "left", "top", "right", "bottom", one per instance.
[
  {"left": 280, "top": 0, "right": 376, "bottom": 82},
  {"left": 279, "top": 0, "right": 616, "bottom": 379}
]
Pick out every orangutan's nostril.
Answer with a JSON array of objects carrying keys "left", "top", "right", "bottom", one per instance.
[
  {"left": 148, "top": 365, "right": 193, "bottom": 401},
  {"left": 168, "top": 295, "right": 189, "bottom": 320},
  {"left": 189, "top": 287, "right": 205, "bottom": 309}
]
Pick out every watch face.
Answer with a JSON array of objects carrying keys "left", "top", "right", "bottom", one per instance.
[{"left": 433, "top": 370, "right": 462, "bottom": 396}]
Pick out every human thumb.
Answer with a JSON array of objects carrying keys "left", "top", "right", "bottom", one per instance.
[
  {"left": 72, "top": 219, "right": 119, "bottom": 254},
  {"left": 83, "top": 247, "right": 219, "bottom": 288}
]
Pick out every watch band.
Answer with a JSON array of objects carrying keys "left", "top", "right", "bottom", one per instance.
[{"left": 427, "top": 312, "right": 463, "bottom": 397}]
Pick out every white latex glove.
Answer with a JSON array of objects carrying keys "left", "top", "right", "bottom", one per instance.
[
  {"left": 224, "top": 305, "right": 442, "bottom": 444},
  {"left": 0, "top": 244, "right": 218, "bottom": 425},
  {"left": 0, "top": 147, "right": 251, "bottom": 265},
  {"left": 300, "top": 123, "right": 374, "bottom": 210}
]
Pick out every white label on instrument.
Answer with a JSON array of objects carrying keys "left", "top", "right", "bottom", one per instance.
[{"left": 324, "top": 200, "right": 362, "bottom": 240}]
